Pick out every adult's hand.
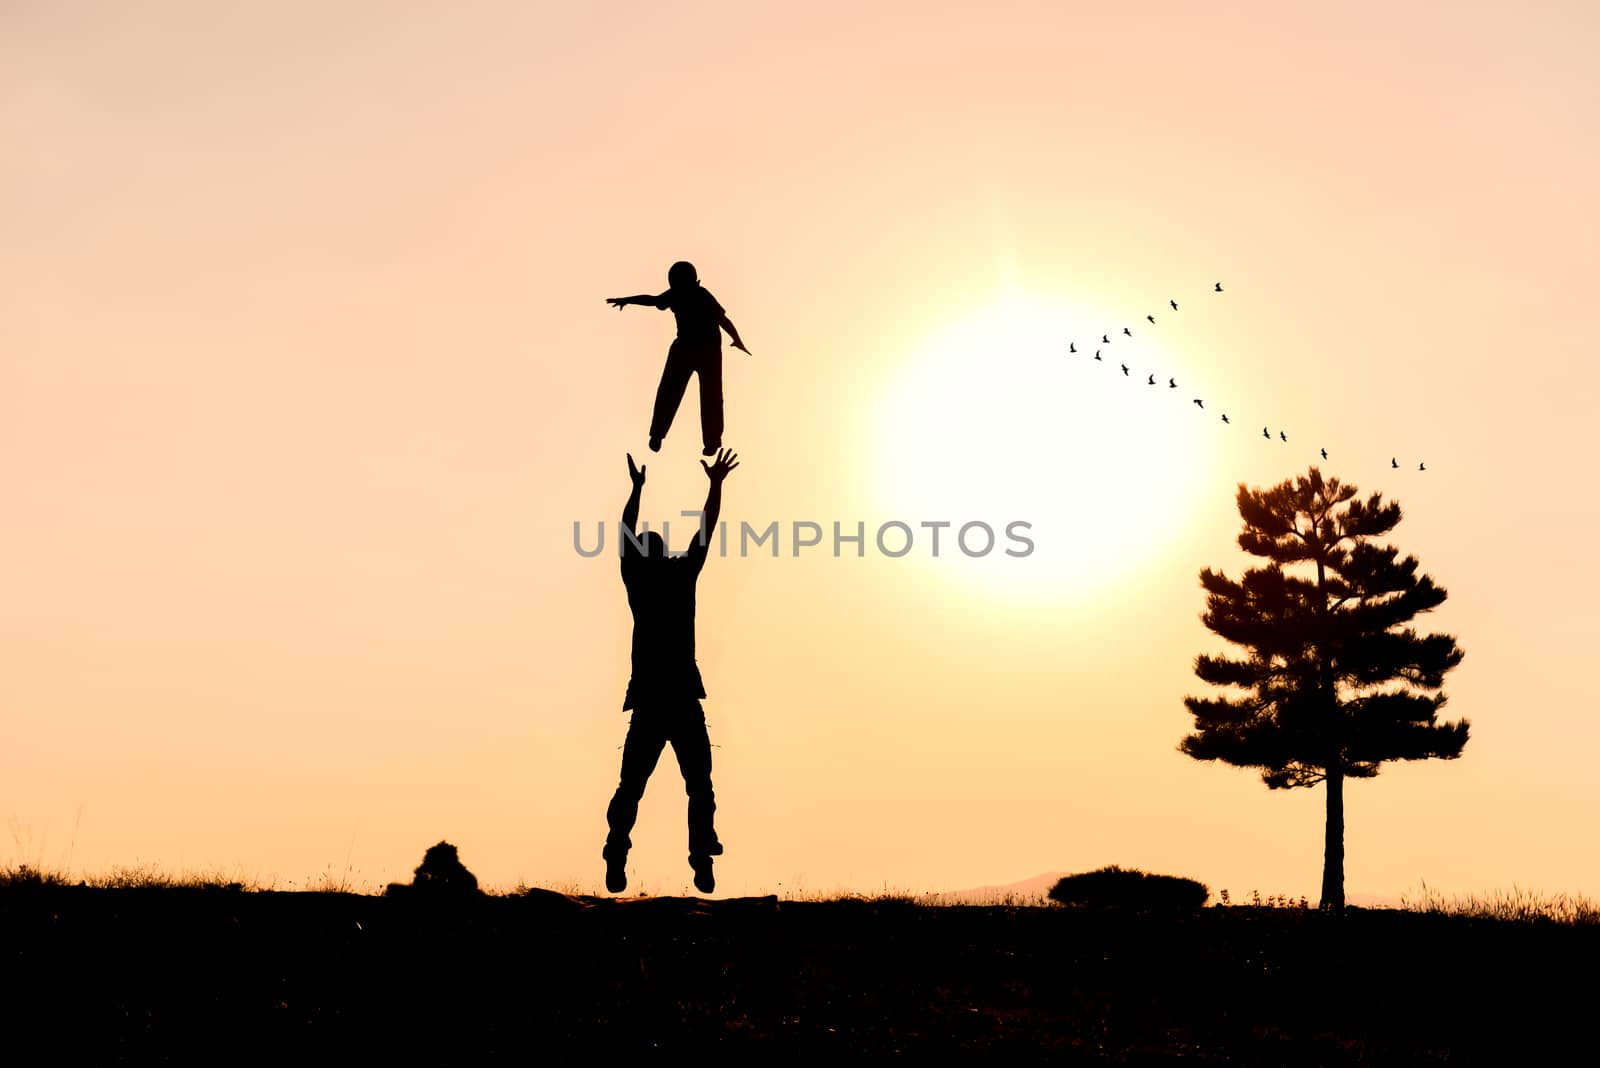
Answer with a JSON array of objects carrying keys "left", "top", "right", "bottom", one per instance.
[{"left": 700, "top": 449, "right": 739, "bottom": 483}]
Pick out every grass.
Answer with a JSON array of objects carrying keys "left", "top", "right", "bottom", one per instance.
[
  {"left": 5, "top": 860, "right": 1596, "bottom": 923},
  {"left": 0, "top": 863, "right": 71, "bottom": 889},
  {"left": 0, "top": 861, "right": 381, "bottom": 894},
  {"left": 778, "top": 882, "right": 924, "bottom": 904},
  {"left": 1400, "top": 881, "right": 1600, "bottom": 925},
  {"left": 920, "top": 888, "right": 1052, "bottom": 907},
  {"left": 1212, "top": 887, "right": 1312, "bottom": 910}
]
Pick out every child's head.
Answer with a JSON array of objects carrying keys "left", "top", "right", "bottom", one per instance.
[{"left": 667, "top": 261, "right": 698, "bottom": 289}]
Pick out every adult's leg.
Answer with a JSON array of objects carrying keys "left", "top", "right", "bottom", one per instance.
[
  {"left": 695, "top": 347, "right": 724, "bottom": 453},
  {"left": 604, "top": 711, "right": 668, "bottom": 858},
  {"left": 669, "top": 702, "right": 721, "bottom": 858},
  {"left": 649, "top": 341, "right": 695, "bottom": 443}
]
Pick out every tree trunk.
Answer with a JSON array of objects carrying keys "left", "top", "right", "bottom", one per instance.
[
  {"left": 1313, "top": 551, "right": 1345, "bottom": 913},
  {"left": 1321, "top": 760, "right": 1345, "bottom": 912}
]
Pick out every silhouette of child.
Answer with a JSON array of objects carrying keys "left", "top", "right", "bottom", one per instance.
[{"left": 608, "top": 261, "right": 750, "bottom": 456}]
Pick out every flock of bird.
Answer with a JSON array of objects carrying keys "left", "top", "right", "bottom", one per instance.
[{"left": 1068, "top": 282, "right": 1426, "bottom": 474}]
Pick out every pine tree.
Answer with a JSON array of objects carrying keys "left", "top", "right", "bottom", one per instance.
[{"left": 1181, "top": 467, "right": 1468, "bottom": 911}]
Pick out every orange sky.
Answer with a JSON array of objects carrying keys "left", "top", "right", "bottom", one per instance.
[{"left": 4, "top": 1, "right": 1598, "bottom": 900}]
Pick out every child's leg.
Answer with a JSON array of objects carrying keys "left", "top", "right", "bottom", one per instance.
[
  {"left": 649, "top": 341, "right": 695, "bottom": 443},
  {"left": 696, "top": 346, "right": 724, "bottom": 453}
]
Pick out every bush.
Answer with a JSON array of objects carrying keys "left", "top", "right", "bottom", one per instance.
[{"left": 1047, "top": 865, "right": 1208, "bottom": 910}]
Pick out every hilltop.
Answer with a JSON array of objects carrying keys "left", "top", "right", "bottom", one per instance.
[{"left": 4, "top": 879, "right": 1595, "bottom": 1062}]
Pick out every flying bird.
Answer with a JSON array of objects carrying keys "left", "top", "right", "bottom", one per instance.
[
  {"left": 1221, "top": 414, "right": 1229, "bottom": 424},
  {"left": 1069, "top": 342, "right": 1076, "bottom": 353},
  {"left": 1147, "top": 314, "right": 1156, "bottom": 324},
  {"left": 1147, "top": 374, "right": 1156, "bottom": 385},
  {"left": 1094, "top": 350, "right": 1103, "bottom": 360},
  {"left": 1391, "top": 457, "right": 1399, "bottom": 469},
  {"left": 1121, "top": 363, "right": 1129, "bottom": 376},
  {"left": 1123, "top": 327, "right": 1132, "bottom": 337},
  {"left": 1102, "top": 334, "right": 1110, "bottom": 344},
  {"left": 1215, "top": 282, "right": 1223, "bottom": 292},
  {"left": 1320, "top": 448, "right": 1328, "bottom": 460},
  {"left": 1193, "top": 398, "right": 1204, "bottom": 408},
  {"left": 1170, "top": 299, "right": 1178, "bottom": 310},
  {"left": 1263, "top": 427, "right": 1270, "bottom": 439},
  {"left": 1419, "top": 462, "right": 1426, "bottom": 471},
  {"left": 1168, "top": 377, "right": 1177, "bottom": 388},
  {"left": 1280, "top": 431, "right": 1287, "bottom": 442}
]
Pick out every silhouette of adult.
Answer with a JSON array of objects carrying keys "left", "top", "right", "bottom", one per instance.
[
  {"left": 607, "top": 261, "right": 750, "bottom": 456},
  {"left": 603, "top": 448, "right": 739, "bottom": 894}
]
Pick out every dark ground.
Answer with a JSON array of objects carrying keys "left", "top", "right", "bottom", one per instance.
[{"left": 4, "top": 883, "right": 1595, "bottom": 1064}]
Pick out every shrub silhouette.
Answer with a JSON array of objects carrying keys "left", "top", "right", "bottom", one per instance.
[
  {"left": 384, "top": 841, "right": 481, "bottom": 898},
  {"left": 1047, "top": 866, "right": 1208, "bottom": 910}
]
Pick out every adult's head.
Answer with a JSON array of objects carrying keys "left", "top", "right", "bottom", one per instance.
[
  {"left": 639, "top": 530, "right": 667, "bottom": 559},
  {"left": 667, "top": 261, "right": 698, "bottom": 289}
]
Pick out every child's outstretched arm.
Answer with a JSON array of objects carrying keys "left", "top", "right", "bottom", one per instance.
[
  {"left": 606, "top": 291, "right": 669, "bottom": 310},
  {"left": 719, "top": 312, "right": 751, "bottom": 354}
]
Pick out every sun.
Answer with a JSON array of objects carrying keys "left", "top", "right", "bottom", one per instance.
[{"left": 869, "top": 290, "right": 1219, "bottom": 604}]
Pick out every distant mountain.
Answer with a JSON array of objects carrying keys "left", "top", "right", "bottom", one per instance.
[{"left": 923, "top": 872, "right": 1067, "bottom": 906}]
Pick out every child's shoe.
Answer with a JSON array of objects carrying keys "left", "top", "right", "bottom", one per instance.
[
  {"left": 689, "top": 854, "right": 715, "bottom": 894},
  {"left": 604, "top": 848, "right": 627, "bottom": 894}
]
